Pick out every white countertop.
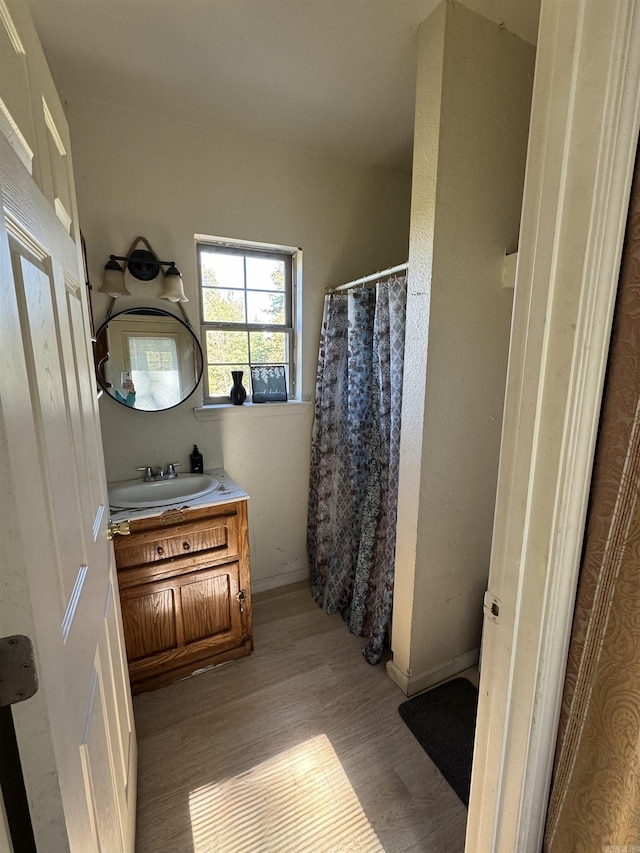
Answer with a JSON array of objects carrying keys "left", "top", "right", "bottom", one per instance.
[{"left": 108, "top": 468, "right": 249, "bottom": 523}]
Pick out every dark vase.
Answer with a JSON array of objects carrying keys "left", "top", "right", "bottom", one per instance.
[{"left": 229, "top": 370, "right": 247, "bottom": 405}]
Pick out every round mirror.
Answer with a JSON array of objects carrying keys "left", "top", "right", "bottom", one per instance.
[{"left": 94, "top": 307, "right": 203, "bottom": 412}]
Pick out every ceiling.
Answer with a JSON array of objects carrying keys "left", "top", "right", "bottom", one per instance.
[{"left": 27, "top": 0, "right": 540, "bottom": 174}]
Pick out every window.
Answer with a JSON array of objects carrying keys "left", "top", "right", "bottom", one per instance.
[
  {"left": 126, "top": 332, "right": 180, "bottom": 409},
  {"left": 197, "top": 241, "right": 295, "bottom": 403}
]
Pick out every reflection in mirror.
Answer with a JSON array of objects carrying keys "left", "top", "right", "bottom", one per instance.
[{"left": 95, "top": 308, "right": 203, "bottom": 411}]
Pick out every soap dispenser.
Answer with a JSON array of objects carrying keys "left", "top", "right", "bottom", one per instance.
[{"left": 190, "top": 444, "right": 204, "bottom": 474}]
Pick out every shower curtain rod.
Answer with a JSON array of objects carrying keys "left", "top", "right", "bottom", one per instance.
[{"left": 332, "top": 261, "right": 409, "bottom": 292}]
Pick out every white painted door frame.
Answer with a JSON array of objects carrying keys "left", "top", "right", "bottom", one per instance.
[{"left": 466, "top": 1, "right": 640, "bottom": 851}]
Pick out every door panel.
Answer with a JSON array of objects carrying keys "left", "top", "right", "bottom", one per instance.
[
  {"left": 0, "top": 0, "right": 34, "bottom": 175},
  {"left": 102, "top": 573, "right": 134, "bottom": 796},
  {"left": 79, "top": 662, "right": 123, "bottom": 853},
  {"left": 14, "top": 247, "right": 87, "bottom": 604},
  {"left": 181, "top": 573, "right": 233, "bottom": 642},
  {"left": 41, "top": 97, "right": 73, "bottom": 234},
  {"left": 66, "top": 286, "right": 106, "bottom": 516},
  {"left": 121, "top": 589, "right": 178, "bottom": 661},
  {"left": 59, "top": 279, "right": 97, "bottom": 539}
]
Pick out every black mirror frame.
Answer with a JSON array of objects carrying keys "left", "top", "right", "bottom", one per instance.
[{"left": 94, "top": 306, "right": 204, "bottom": 412}]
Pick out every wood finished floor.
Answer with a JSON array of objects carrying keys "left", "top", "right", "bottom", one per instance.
[{"left": 133, "top": 582, "right": 468, "bottom": 853}]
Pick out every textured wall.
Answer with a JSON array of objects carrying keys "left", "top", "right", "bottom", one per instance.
[{"left": 391, "top": 1, "right": 535, "bottom": 693}]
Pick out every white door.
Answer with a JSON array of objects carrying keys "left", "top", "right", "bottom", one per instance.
[{"left": 0, "top": 1, "right": 136, "bottom": 850}]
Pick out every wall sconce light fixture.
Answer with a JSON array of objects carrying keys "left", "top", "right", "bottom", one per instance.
[{"left": 99, "top": 236, "right": 189, "bottom": 303}]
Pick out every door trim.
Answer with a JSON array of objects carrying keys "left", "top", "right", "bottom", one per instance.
[{"left": 466, "top": 1, "right": 640, "bottom": 850}]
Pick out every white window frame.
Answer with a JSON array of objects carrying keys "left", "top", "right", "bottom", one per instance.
[{"left": 196, "top": 235, "right": 302, "bottom": 405}]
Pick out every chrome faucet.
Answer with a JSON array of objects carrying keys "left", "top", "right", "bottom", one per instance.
[{"left": 137, "top": 463, "right": 182, "bottom": 482}]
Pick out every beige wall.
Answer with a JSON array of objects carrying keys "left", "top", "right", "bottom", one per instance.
[
  {"left": 67, "top": 95, "right": 411, "bottom": 589},
  {"left": 390, "top": 1, "right": 535, "bottom": 694}
]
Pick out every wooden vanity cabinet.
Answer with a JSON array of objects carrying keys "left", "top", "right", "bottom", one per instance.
[{"left": 113, "top": 499, "right": 253, "bottom": 694}]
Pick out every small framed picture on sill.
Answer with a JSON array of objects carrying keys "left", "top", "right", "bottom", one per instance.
[{"left": 250, "top": 365, "right": 288, "bottom": 403}]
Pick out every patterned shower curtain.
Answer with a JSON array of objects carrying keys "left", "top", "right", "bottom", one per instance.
[{"left": 307, "top": 275, "right": 407, "bottom": 664}]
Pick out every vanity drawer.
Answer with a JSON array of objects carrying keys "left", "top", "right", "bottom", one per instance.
[{"left": 114, "top": 511, "right": 240, "bottom": 570}]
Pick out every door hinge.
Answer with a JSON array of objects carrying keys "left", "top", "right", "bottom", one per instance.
[
  {"left": 483, "top": 590, "right": 501, "bottom": 624},
  {"left": 0, "top": 636, "right": 38, "bottom": 708},
  {"left": 107, "top": 519, "right": 131, "bottom": 539},
  {"left": 236, "top": 589, "right": 247, "bottom": 613}
]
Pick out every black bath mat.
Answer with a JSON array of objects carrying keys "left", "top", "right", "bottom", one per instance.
[{"left": 398, "top": 677, "right": 478, "bottom": 806}]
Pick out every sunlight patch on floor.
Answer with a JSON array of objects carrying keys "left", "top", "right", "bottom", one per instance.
[{"left": 189, "top": 733, "right": 385, "bottom": 852}]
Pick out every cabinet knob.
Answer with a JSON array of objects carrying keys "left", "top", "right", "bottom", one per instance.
[
  {"left": 183, "top": 541, "right": 190, "bottom": 551},
  {"left": 157, "top": 546, "right": 164, "bottom": 556}
]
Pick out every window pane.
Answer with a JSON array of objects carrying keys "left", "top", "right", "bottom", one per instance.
[
  {"left": 206, "top": 330, "right": 248, "bottom": 365},
  {"left": 203, "top": 288, "right": 246, "bottom": 323},
  {"left": 200, "top": 251, "right": 244, "bottom": 289},
  {"left": 126, "top": 336, "right": 181, "bottom": 409},
  {"left": 127, "top": 336, "right": 178, "bottom": 371},
  {"left": 247, "top": 291, "right": 285, "bottom": 325},
  {"left": 246, "top": 257, "right": 285, "bottom": 291},
  {"left": 249, "top": 331, "right": 287, "bottom": 364},
  {"left": 208, "top": 364, "right": 250, "bottom": 398}
]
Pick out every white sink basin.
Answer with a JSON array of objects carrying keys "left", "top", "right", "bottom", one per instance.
[{"left": 108, "top": 474, "right": 219, "bottom": 509}]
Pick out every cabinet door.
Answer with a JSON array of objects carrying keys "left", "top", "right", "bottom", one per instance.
[{"left": 120, "top": 561, "right": 246, "bottom": 690}]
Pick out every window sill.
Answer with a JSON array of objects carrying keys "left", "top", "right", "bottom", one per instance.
[{"left": 193, "top": 400, "right": 313, "bottom": 422}]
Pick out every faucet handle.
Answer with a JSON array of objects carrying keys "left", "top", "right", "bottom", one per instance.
[
  {"left": 167, "top": 462, "right": 182, "bottom": 478},
  {"left": 137, "top": 466, "right": 154, "bottom": 482}
]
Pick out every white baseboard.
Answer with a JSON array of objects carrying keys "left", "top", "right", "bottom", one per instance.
[
  {"left": 386, "top": 647, "right": 480, "bottom": 697},
  {"left": 250, "top": 567, "right": 310, "bottom": 595},
  {"left": 386, "top": 659, "right": 411, "bottom": 694}
]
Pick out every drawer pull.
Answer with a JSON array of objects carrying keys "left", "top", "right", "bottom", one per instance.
[
  {"left": 183, "top": 541, "right": 191, "bottom": 551},
  {"left": 157, "top": 546, "right": 164, "bottom": 556}
]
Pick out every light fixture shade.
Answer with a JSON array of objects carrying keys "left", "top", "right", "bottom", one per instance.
[
  {"left": 161, "top": 265, "right": 189, "bottom": 302},
  {"left": 99, "top": 258, "right": 130, "bottom": 297}
]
